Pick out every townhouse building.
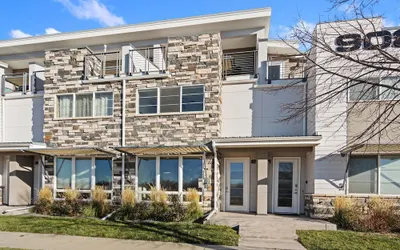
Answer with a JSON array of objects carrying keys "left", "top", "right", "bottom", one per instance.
[{"left": 7, "top": 8, "right": 397, "bottom": 217}]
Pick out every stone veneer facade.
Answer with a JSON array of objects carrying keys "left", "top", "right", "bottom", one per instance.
[
  {"left": 43, "top": 33, "right": 222, "bottom": 210},
  {"left": 305, "top": 194, "right": 400, "bottom": 218}
]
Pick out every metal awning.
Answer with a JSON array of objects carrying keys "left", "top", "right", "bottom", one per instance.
[
  {"left": 24, "top": 147, "right": 115, "bottom": 157},
  {"left": 114, "top": 145, "right": 211, "bottom": 156},
  {"left": 341, "top": 144, "right": 400, "bottom": 155}
]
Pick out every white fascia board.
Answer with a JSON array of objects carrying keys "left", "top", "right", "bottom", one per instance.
[
  {"left": 0, "top": 8, "right": 271, "bottom": 50},
  {"left": 214, "top": 136, "right": 321, "bottom": 148}
]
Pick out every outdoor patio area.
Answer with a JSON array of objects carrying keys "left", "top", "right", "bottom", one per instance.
[{"left": 211, "top": 212, "right": 336, "bottom": 250}]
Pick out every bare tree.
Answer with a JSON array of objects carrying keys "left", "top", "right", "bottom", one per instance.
[{"left": 274, "top": 0, "right": 400, "bottom": 152}]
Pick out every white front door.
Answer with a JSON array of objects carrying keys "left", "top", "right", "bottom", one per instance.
[
  {"left": 225, "top": 158, "right": 249, "bottom": 212},
  {"left": 273, "top": 158, "right": 300, "bottom": 214}
]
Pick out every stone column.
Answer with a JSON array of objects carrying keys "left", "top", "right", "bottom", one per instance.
[{"left": 257, "top": 157, "right": 268, "bottom": 215}]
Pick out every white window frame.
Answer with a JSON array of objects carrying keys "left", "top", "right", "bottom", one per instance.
[
  {"left": 135, "top": 155, "right": 205, "bottom": 202},
  {"left": 54, "top": 156, "right": 113, "bottom": 200},
  {"left": 136, "top": 85, "right": 205, "bottom": 115},
  {"left": 345, "top": 154, "right": 400, "bottom": 196},
  {"left": 55, "top": 91, "right": 114, "bottom": 119}
]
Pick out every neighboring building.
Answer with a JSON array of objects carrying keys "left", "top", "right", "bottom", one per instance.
[
  {"left": 305, "top": 17, "right": 400, "bottom": 218},
  {"left": 0, "top": 7, "right": 319, "bottom": 215}
]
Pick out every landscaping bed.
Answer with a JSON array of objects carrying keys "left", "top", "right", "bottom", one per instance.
[
  {"left": 297, "top": 230, "right": 400, "bottom": 250},
  {"left": 0, "top": 216, "right": 239, "bottom": 246}
]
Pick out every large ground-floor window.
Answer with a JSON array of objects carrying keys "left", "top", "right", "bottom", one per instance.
[
  {"left": 136, "top": 155, "right": 204, "bottom": 201},
  {"left": 348, "top": 155, "right": 400, "bottom": 195},
  {"left": 55, "top": 157, "right": 113, "bottom": 198}
]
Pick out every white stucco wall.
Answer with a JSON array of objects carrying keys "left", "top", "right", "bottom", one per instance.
[
  {"left": 221, "top": 82, "right": 305, "bottom": 137},
  {"left": 3, "top": 95, "right": 44, "bottom": 143}
]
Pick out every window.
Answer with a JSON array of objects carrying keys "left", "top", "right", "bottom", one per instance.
[
  {"left": 138, "top": 89, "right": 158, "bottom": 114},
  {"left": 56, "top": 158, "right": 72, "bottom": 189},
  {"left": 348, "top": 77, "right": 400, "bottom": 101},
  {"left": 75, "top": 159, "right": 91, "bottom": 190},
  {"left": 349, "top": 82, "right": 379, "bottom": 101},
  {"left": 136, "top": 156, "right": 204, "bottom": 199},
  {"left": 348, "top": 156, "right": 377, "bottom": 194},
  {"left": 57, "top": 95, "right": 73, "bottom": 118},
  {"left": 160, "top": 87, "right": 180, "bottom": 113},
  {"left": 55, "top": 157, "right": 113, "bottom": 192},
  {"left": 182, "top": 86, "right": 204, "bottom": 112},
  {"left": 95, "top": 159, "right": 113, "bottom": 190},
  {"left": 268, "top": 65, "right": 281, "bottom": 80},
  {"left": 76, "top": 94, "right": 93, "bottom": 117},
  {"left": 95, "top": 92, "right": 113, "bottom": 116},
  {"left": 160, "top": 158, "right": 179, "bottom": 191},
  {"left": 138, "top": 85, "right": 204, "bottom": 114},
  {"left": 138, "top": 158, "right": 156, "bottom": 191},
  {"left": 380, "top": 156, "right": 400, "bottom": 194},
  {"left": 183, "top": 157, "right": 203, "bottom": 191},
  {"left": 56, "top": 92, "right": 113, "bottom": 118},
  {"left": 380, "top": 77, "right": 400, "bottom": 100}
]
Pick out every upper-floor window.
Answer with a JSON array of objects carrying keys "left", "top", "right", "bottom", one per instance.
[
  {"left": 268, "top": 65, "right": 281, "bottom": 80},
  {"left": 348, "top": 77, "right": 400, "bottom": 101},
  {"left": 57, "top": 92, "right": 113, "bottom": 118},
  {"left": 138, "top": 85, "right": 204, "bottom": 114}
]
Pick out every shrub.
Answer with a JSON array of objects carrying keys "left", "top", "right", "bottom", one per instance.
[
  {"left": 121, "top": 187, "right": 135, "bottom": 208},
  {"left": 32, "top": 187, "right": 53, "bottom": 215},
  {"left": 82, "top": 205, "right": 97, "bottom": 218},
  {"left": 92, "top": 186, "right": 111, "bottom": 218},
  {"left": 166, "top": 195, "right": 186, "bottom": 222},
  {"left": 149, "top": 186, "right": 167, "bottom": 203},
  {"left": 332, "top": 197, "right": 400, "bottom": 233}
]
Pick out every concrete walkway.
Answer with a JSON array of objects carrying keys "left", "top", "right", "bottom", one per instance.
[
  {"left": 211, "top": 212, "right": 337, "bottom": 250},
  {"left": 0, "top": 232, "right": 237, "bottom": 250}
]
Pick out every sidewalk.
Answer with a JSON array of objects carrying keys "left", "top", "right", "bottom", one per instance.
[{"left": 0, "top": 232, "right": 237, "bottom": 250}]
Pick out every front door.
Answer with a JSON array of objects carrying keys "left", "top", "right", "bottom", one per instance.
[
  {"left": 273, "top": 158, "right": 300, "bottom": 214},
  {"left": 225, "top": 158, "right": 249, "bottom": 212}
]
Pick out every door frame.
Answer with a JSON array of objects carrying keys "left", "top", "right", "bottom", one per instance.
[
  {"left": 224, "top": 157, "right": 250, "bottom": 212},
  {"left": 272, "top": 157, "right": 301, "bottom": 214}
]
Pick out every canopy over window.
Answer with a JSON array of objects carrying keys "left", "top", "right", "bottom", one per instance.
[
  {"left": 114, "top": 145, "right": 211, "bottom": 156},
  {"left": 25, "top": 147, "right": 115, "bottom": 157},
  {"left": 341, "top": 144, "right": 400, "bottom": 155}
]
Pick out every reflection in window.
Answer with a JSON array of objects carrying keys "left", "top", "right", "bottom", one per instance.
[
  {"left": 348, "top": 156, "right": 377, "bottom": 194},
  {"left": 160, "top": 158, "right": 179, "bottom": 191},
  {"left": 160, "top": 87, "right": 180, "bottom": 113},
  {"left": 183, "top": 158, "right": 202, "bottom": 191},
  {"left": 349, "top": 81, "right": 379, "bottom": 101},
  {"left": 138, "top": 158, "right": 156, "bottom": 191},
  {"left": 182, "top": 86, "right": 204, "bottom": 112},
  {"left": 95, "top": 159, "right": 113, "bottom": 190},
  {"left": 56, "top": 158, "right": 72, "bottom": 189},
  {"left": 380, "top": 156, "right": 400, "bottom": 194},
  {"left": 75, "top": 159, "right": 91, "bottom": 190}
]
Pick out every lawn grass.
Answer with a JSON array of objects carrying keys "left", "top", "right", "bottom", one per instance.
[
  {"left": 0, "top": 216, "right": 239, "bottom": 246},
  {"left": 297, "top": 230, "right": 400, "bottom": 250}
]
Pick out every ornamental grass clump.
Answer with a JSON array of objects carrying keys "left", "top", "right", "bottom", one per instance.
[
  {"left": 91, "top": 186, "right": 111, "bottom": 218},
  {"left": 149, "top": 185, "right": 168, "bottom": 203},
  {"left": 185, "top": 188, "right": 203, "bottom": 221},
  {"left": 32, "top": 186, "right": 53, "bottom": 215},
  {"left": 121, "top": 187, "right": 135, "bottom": 208}
]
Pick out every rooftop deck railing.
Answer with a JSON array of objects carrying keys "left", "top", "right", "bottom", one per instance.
[
  {"left": 223, "top": 50, "right": 257, "bottom": 79},
  {"left": 1, "top": 73, "right": 28, "bottom": 96},
  {"left": 84, "top": 51, "right": 121, "bottom": 79},
  {"left": 128, "top": 46, "right": 167, "bottom": 75}
]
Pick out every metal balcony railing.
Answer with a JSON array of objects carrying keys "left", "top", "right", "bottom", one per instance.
[
  {"left": 266, "top": 56, "right": 307, "bottom": 85},
  {"left": 129, "top": 46, "right": 167, "bottom": 75},
  {"left": 1, "top": 73, "right": 28, "bottom": 96},
  {"left": 223, "top": 50, "right": 257, "bottom": 79},
  {"left": 84, "top": 51, "right": 121, "bottom": 79}
]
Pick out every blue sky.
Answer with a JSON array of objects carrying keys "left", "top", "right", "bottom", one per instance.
[{"left": 1, "top": 0, "right": 399, "bottom": 40}]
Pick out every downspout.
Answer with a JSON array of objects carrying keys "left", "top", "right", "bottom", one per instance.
[
  {"left": 304, "top": 80, "right": 308, "bottom": 136},
  {"left": 121, "top": 79, "right": 126, "bottom": 191},
  {"left": 204, "top": 140, "right": 218, "bottom": 224}
]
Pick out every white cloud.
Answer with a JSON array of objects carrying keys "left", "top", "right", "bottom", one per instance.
[
  {"left": 55, "top": 0, "right": 125, "bottom": 27},
  {"left": 278, "top": 20, "right": 315, "bottom": 39},
  {"left": 9, "top": 29, "right": 32, "bottom": 39},
  {"left": 45, "top": 28, "right": 61, "bottom": 34}
]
